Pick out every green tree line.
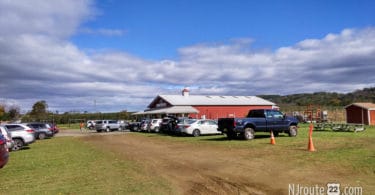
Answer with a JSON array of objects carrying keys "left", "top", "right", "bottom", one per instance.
[
  {"left": 21, "top": 111, "right": 133, "bottom": 124},
  {"left": 20, "top": 100, "right": 133, "bottom": 124},
  {"left": 3, "top": 87, "right": 374, "bottom": 123},
  {"left": 259, "top": 87, "right": 375, "bottom": 106}
]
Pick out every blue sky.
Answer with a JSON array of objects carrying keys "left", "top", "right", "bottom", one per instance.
[
  {"left": 72, "top": 0, "right": 375, "bottom": 59},
  {"left": 0, "top": 0, "right": 374, "bottom": 113}
]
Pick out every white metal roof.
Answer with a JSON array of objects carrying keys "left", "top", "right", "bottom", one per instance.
[
  {"left": 156, "top": 95, "right": 276, "bottom": 106},
  {"left": 132, "top": 106, "right": 199, "bottom": 115}
]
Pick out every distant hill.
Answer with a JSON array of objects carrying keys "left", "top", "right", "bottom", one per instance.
[{"left": 258, "top": 87, "right": 375, "bottom": 106}]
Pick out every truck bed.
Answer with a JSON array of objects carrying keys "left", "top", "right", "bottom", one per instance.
[{"left": 217, "top": 118, "right": 235, "bottom": 132}]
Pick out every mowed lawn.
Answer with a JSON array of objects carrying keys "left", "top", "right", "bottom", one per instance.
[
  {"left": 144, "top": 124, "right": 374, "bottom": 182},
  {"left": 0, "top": 136, "right": 172, "bottom": 194},
  {"left": 0, "top": 124, "right": 374, "bottom": 194}
]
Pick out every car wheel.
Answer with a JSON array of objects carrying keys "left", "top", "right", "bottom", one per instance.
[
  {"left": 106, "top": 127, "right": 110, "bottom": 132},
  {"left": 154, "top": 127, "right": 159, "bottom": 133},
  {"left": 243, "top": 127, "right": 255, "bottom": 140},
  {"left": 12, "top": 139, "right": 24, "bottom": 151},
  {"left": 288, "top": 125, "right": 298, "bottom": 137},
  {"left": 38, "top": 133, "right": 46, "bottom": 140},
  {"left": 192, "top": 129, "right": 201, "bottom": 137}
]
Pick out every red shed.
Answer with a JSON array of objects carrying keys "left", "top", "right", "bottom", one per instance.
[
  {"left": 345, "top": 102, "right": 375, "bottom": 125},
  {"left": 135, "top": 88, "right": 277, "bottom": 119}
]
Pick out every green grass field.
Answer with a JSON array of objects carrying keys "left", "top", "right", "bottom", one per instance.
[
  {"left": 0, "top": 124, "right": 374, "bottom": 194},
  {"left": 141, "top": 124, "right": 375, "bottom": 172},
  {"left": 0, "top": 137, "right": 171, "bottom": 194}
]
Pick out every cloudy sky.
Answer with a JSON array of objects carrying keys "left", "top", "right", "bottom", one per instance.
[{"left": 0, "top": 0, "right": 374, "bottom": 113}]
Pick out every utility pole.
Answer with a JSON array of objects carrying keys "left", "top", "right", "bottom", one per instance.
[{"left": 94, "top": 99, "right": 96, "bottom": 113}]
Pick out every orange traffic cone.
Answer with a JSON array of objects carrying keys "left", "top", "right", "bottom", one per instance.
[
  {"left": 308, "top": 136, "right": 316, "bottom": 152},
  {"left": 270, "top": 130, "right": 276, "bottom": 145},
  {"left": 308, "top": 123, "right": 316, "bottom": 152}
]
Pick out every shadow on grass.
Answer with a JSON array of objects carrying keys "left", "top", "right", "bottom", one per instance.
[
  {"left": 17, "top": 146, "right": 31, "bottom": 151},
  {"left": 200, "top": 134, "right": 291, "bottom": 141},
  {"left": 136, "top": 131, "right": 294, "bottom": 142},
  {"left": 199, "top": 136, "right": 229, "bottom": 141}
]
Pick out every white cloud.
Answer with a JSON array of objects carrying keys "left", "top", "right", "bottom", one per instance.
[
  {"left": 174, "top": 28, "right": 375, "bottom": 95},
  {"left": 0, "top": 0, "right": 94, "bottom": 38},
  {"left": 0, "top": 1, "right": 374, "bottom": 112}
]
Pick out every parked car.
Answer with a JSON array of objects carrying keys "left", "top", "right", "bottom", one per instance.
[
  {"left": 177, "top": 119, "right": 220, "bottom": 137},
  {"left": 95, "top": 120, "right": 122, "bottom": 132},
  {"left": 160, "top": 116, "right": 179, "bottom": 134},
  {"left": 218, "top": 109, "right": 299, "bottom": 140},
  {"left": 140, "top": 119, "right": 150, "bottom": 132},
  {"left": 118, "top": 120, "right": 129, "bottom": 131},
  {"left": 175, "top": 119, "right": 196, "bottom": 134},
  {"left": 0, "top": 133, "right": 9, "bottom": 169},
  {"left": 5, "top": 124, "right": 36, "bottom": 151},
  {"left": 86, "top": 120, "right": 96, "bottom": 130},
  {"left": 47, "top": 123, "right": 59, "bottom": 134},
  {"left": 149, "top": 119, "right": 162, "bottom": 132},
  {"left": 24, "top": 123, "right": 54, "bottom": 139},
  {"left": 128, "top": 122, "right": 141, "bottom": 132},
  {"left": 0, "top": 125, "right": 15, "bottom": 150}
]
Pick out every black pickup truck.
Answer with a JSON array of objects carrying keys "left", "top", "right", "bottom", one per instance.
[{"left": 217, "top": 109, "right": 299, "bottom": 140}]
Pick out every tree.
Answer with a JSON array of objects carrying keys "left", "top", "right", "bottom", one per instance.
[
  {"left": 30, "top": 100, "right": 49, "bottom": 121},
  {"left": 0, "top": 105, "right": 5, "bottom": 120},
  {"left": 8, "top": 105, "right": 21, "bottom": 121}
]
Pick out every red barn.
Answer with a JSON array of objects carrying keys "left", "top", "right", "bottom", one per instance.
[
  {"left": 135, "top": 89, "right": 277, "bottom": 119},
  {"left": 345, "top": 102, "right": 375, "bottom": 125}
]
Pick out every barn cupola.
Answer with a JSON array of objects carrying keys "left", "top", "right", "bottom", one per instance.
[{"left": 182, "top": 88, "right": 190, "bottom": 97}]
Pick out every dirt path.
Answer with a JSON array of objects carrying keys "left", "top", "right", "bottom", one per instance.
[
  {"left": 69, "top": 131, "right": 370, "bottom": 195},
  {"left": 56, "top": 129, "right": 125, "bottom": 137}
]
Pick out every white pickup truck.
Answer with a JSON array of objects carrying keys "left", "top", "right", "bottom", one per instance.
[{"left": 95, "top": 120, "right": 122, "bottom": 132}]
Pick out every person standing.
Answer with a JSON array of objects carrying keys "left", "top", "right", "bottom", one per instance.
[{"left": 79, "top": 122, "right": 84, "bottom": 132}]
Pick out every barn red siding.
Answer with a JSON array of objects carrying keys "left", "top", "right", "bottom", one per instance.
[
  {"left": 188, "top": 105, "right": 273, "bottom": 119},
  {"left": 346, "top": 105, "right": 369, "bottom": 124},
  {"left": 370, "top": 110, "right": 375, "bottom": 125}
]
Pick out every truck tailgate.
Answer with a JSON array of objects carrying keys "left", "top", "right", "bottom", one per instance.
[{"left": 217, "top": 118, "right": 235, "bottom": 132}]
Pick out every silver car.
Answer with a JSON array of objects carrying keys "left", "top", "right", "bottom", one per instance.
[
  {"left": 95, "top": 120, "right": 121, "bottom": 132},
  {"left": 5, "top": 124, "right": 36, "bottom": 151},
  {"left": 24, "top": 122, "right": 54, "bottom": 139},
  {"left": 0, "top": 125, "right": 14, "bottom": 150}
]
